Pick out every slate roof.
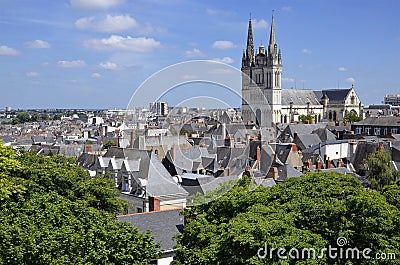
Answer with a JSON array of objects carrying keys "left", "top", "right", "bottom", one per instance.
[
  {"left": 77, "top": 153, "right": 96, "bottom": 168},
  {"left": 260, "top": 144, "right": 275, "bottom": 174},
  {"left": 166, "top": 147, "right": 217, "bottom": 173},
  {"left": 314, "top": 88, "right": 351, "bottom": 104},
  {"left": 146, "top": 153, "right": 189, "bottom": 199},
  {"left": 117, "top": 209, "right": 184, "bottom": 251},
  {"left": 312, "top": 128, "right": 337, "bottom": 142},
  {"left": 217, "top": 145, "right": 249, "bottom": 175},
  {"left": 279, "top": 123, "right": 327, "bottom": 140},
  {"left": 353, "top": 116, "right": 400, "bottom": 126},
  {"left": 254, "top": 178, "right": 276, "bottom": 187},
  {"left": 133, "top": 135, "right": 191, "bottom": 149},
  {"left": 281, "top": 89, "right": 321, "bottom": 106},
  {"left": 294, "top": 134, "right": 322, "bottom": 150},
  {"left": 270, "top": 164, "right": 302, "bottom": 182},
  {"left": 0, "top": 135, "right": 15, "bottom": 143},
  {"left": 59, "top": 144, "right": 84, "bottom": 157}
]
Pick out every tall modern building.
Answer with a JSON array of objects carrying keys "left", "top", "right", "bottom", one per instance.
[
  {"left": 150, "top": 102, "right": 168, "bottom": 116},
  {"left": 241, "top": 16, "right": 363, "bottom": 127},
  {"left": 384, "top": 94, "right": 400, "bottom": 106},
  {"left": 241, "top": 15, "right": 282, "bottom": 127}
]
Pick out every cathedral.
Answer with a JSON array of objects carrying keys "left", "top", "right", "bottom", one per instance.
[{"left": 241, "top": 16, "right": 363, "bottom": 127}]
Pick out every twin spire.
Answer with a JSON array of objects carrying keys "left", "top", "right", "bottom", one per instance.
[{"left": 243, "top": 12, "right": 280, "bottom": 67}]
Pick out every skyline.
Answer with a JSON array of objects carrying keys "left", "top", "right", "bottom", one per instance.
[{"left": 1, "top": 0, "right": 399, "bottom": 109}]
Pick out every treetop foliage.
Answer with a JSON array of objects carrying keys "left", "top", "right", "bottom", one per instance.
[
  {"left": 0, "top": 141, "right": 160, "bottom": 264},
  {"left": 173, "top": 172, "right": 400, "bottom": 264}
]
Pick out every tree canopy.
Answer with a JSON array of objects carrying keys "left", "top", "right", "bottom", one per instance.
[
  {"left": 0, "top": 142, "right": 160, "bottom": 264},
  {"left": 173, "top": 172, "right": 400, "bottom": 264},
  {"left": 343, "top": 112, "right": 362, "bottom": 123},
  {"left": 299, "top": 114, "right": 314, "bottom": 124},
  {"left": 361, "top": 149, "right": 398, "bottom": 190}
]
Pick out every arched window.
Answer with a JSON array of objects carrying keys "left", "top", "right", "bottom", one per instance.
[{"left": 256, "top": 109, "right": 261, "bottom": 126}]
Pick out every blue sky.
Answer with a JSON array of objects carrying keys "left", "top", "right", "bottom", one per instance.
[{"left": 1, "top": 0, "right": 399, "bottom": 109}]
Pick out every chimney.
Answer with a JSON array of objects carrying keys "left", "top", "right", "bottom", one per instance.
[
  {"left": 273, "top": 167, "right": 279, "bottom": 180},
  {"left": 149, "top": 196, "right": 160, "bottom": 212},
  {"left": 326, "top": 159, "right": 331, "bottom": 169},
  {"left": 86, "top": 145, "right": 92, "bottom": 153},
  {"left": 225, "top": 167, "right": 230, "bottom": 177},
  {"left": 171, "top": 146, "right": 176, "bottom": 161},
  {"left": 291, "top": 143, "right": 297, "bottom": 152},
  {"left": 130, "top": 131, "right": 135, "bottom": 148},
  {"left": 378, "top": 143, "right": 384, "bottom": 151},
  {"left": 316, "top": 158, "right": 322, "bottom": 170},
  {"left": 307, "top": 158, "right": 312, "bottom": 170},
  {"left": 256, "top": 145, "right": 261, "bottom": 162},
  {"left": 294, "top": 131, "right": 298, "bottom": 139}
]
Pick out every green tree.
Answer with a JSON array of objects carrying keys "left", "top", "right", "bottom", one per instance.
[
  {"left": 30, "top": 112, "right": 41, "bottom": 122},
  {"left": 12, "top": 112, "right": 31, "bottom": 124},
  {"left": 173, "top": 172, "right": 400, "bottom": 264},
  {"left": 103, "top": 140, "right": 116, "bottom": 149},
  {"left": 299, "top": 114, "right": 314, "bottom": 124},
  {"left": 343, "top": 112, "right": 362, "bottom": 123},
  {"left": 362, "top": 149, "right": 396, "bottom": 190},
  {"left": 52, "top": 114, "right": 62, "bottom": 120},
  {"left": 0, "top": 142, "right": 160, "bottom": 264},
  {"left": 41, "top": 113, "right": 50, "bottom": 121}
]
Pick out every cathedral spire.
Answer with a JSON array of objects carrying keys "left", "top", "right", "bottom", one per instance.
[
  {"left": 269, "top": 12, "right": 276, "bottom": 46},
  {"left": 246, "top": 18, "right": 254, "bottom": 65},
  {"left": 268, "top": 11, "right": 276, "bottom": 54}
]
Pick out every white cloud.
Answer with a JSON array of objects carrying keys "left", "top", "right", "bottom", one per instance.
[
  {"left": 282, "top": 77, "right": 295, "bottom": 82},
  {"left": 282, "top": 6, "right": 293, "bottom": 12},
  {"left": 208, "top": 68, "right": 235, "bottom": 75},
  {"left": 302, "top": 48, "right": 312, "bottom": 54},
  {"left": 252, "top": 19, "right": 268, "bottom": 29},
  {"left": 84, "top": 35, "right": 161, "bottom": 52},
  {"left": 212, "top": 40, "right": 235, "bottom": 49},
  {"left": 57, "top": 60, "right": 86, "bottom": 68},
  {"left": 206, "top": 8, "right": 217, "bottom": 15},
  {"left": 91, "top": 73, "right": 101, "bottom": 78},
  {"left": 0, "top": 45, "right": 20, "bottom": 56},
  {"left": 181, "top": 74, "right": 197, "bottom": 80},
  {"left": 70, "top": 0, "right": 124, "bottom": 10},
  {"left": 346, "top": 77, "right": 356, "bottom": 83},
  {"left": 75, "top": 14, "right": 137, "bottom": 32},
  {"left": 211, "top": 57, "right": 234, "bottom": 64},
  {"left": 26, "top": 71, "right": 39, "bottom": 77},
  {"left": 25, "top": 40, "right": 51, "bottom": 48},
  {"left": 99, "top": 61, "right": 118, "bottom": 70},
  {"left": 205, "top": 8, "right": 234, "bottom": 16},
  {"left": 184, "top": 48, "right": 205, "bottom": 58},
  {"left": 338, "top": 67, "right": 347, "bottom": 71},
  {"left": 138, "top": 22, "right": 166, "bottom": 35}
]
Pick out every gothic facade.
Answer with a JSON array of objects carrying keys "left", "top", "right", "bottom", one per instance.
[
  {"left": 241, "top": 16, "right": 363, "bottom": 127},
  {"left": 241, "top": 16, "right": 282, "bottom": 127}
]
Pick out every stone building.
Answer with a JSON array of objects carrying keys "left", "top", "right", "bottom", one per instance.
[{"left": 241, "top": 16, "right": 363, "bottom": 126}]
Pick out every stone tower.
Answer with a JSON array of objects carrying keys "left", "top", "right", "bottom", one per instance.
[{"left": 242, "top": 15, "right": 282, "bottom": 127}]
